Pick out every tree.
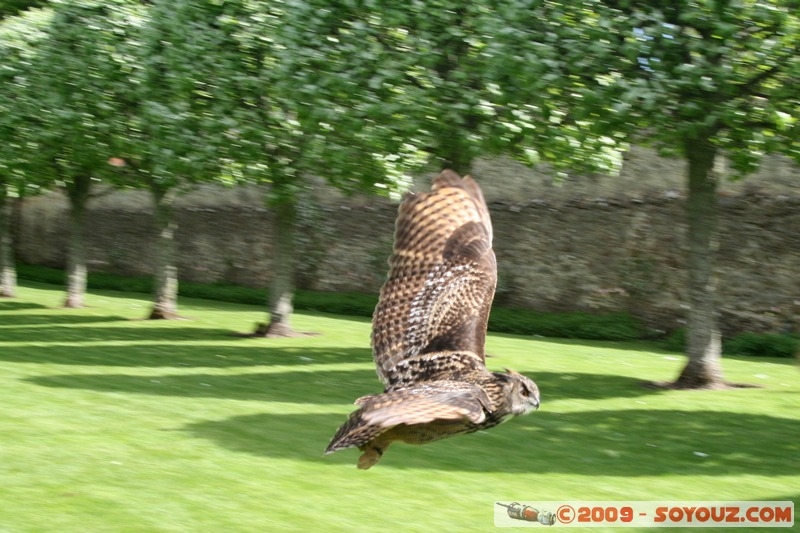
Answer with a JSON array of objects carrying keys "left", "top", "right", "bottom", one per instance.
[
  {"left": 280, "top": 1, "right": 637, "bottom": 187},
  {"left": 0, "top": 7, "right": 53, "bottom": 298},
  {"left": 217, "top": 2, "right": 428, "bottom": 337},
  {"left": 223, "top": 1, "right": 634, "bottom": 336},
  {"left": 20, "top": 0, "right": 143, "bottom": 307},
  {"left": 590, "top": 0, "right": 799, "bottom": 388},
  {"left": 113, "top": 0, "right": 242, "bottom": 319}
]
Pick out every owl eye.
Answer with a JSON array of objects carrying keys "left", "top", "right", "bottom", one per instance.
[{"left": 521, "top": 388, "right": 529, "bottom": 398}]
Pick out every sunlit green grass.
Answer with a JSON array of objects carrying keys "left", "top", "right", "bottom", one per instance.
[{"left": 1, "top": 282, "right": 797, "bottom": 532}]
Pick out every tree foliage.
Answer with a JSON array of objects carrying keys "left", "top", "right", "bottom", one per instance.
[
  {"left": 273, "top": 1, "right": 631, "bottom": 176},
  {"left": 0, "top": 0, "right": 47, "bottom": 20},
  {"left": 607, "top": 0, "right": 799, "bottom": 168}
]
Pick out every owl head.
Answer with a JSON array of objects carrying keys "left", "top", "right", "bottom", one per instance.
[{"left": 501, "top": 368, "right": 540, "bottom": 415}]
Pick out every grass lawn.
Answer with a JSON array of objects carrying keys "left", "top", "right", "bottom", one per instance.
[{"left": 1, "top": 282, "right": 797, "bottom": 532}]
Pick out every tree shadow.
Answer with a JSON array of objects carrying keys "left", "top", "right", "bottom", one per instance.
[
  {"left": 0, "top": 301, "right": 49, "bottom": 311},
  {"left": 493, "top": 333, "right": 799, "bottom": 366},
  {"left": 489, "top": 332, "right": 668, "bottom": 354},
  {"left": 534, "top": 372, "right": 668, "bottom": 400},
  {"left": 0, "top": 314, "right": 130, "bottom": 326},
  {"left": 183, "top": 409, "right": 800, "bottom": 476},
  {"left": 28, "top": 371, "right": 661, "bottom": 402},
  {"left": 7, "top": 346, "right": 372, "bottom": 368},
  {"left": 29, "top": 368, "right": 380, "bottom": 405},
  {"left": 0, "top": 325, "right": 244, "bottom": 344}
]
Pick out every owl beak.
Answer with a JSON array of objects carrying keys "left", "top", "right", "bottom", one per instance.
[
  {"left": 529, "top": 394, "right": 540, "bottom": 411},
  {"left": 529, "top": 390, "right": 541, "bottom": 411}
]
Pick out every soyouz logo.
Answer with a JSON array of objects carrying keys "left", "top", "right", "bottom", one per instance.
[{"left": 494, "top": 501, "right": 794, "bottom": 527}]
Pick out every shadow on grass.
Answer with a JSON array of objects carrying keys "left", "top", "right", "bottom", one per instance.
[
  {"left": 28, "top": 371, "right": 664, "bottom": 403},
  {"left": 0, "top": 301, "right": 49, "bottom": 311},
  {"left": 183, "top": 409, "right": 800, "bottom": 476},
  {"left": 492, "top": 333, "right": 800, "bottom": 366},
  {"left": 30, "top": 367, "right": 379, "bottom": 405},
  {"left": 489, "top": 332, "right": 669, "bottom": 354},
  {"left": 0, "top": 314, "right": 131, "bottom": 326},
  {"left": 0, "top": 325, "right": 242, "bottom": 344},
  {"left": 8, "top": 346, "right": 372, "bottom": 368}
]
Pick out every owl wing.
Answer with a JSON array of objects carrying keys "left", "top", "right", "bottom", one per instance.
[
  {"left": 325, "top": 381, "right": 493, "bottom": 454},
  {"left": 356, "top": 381, "right": 493, "bottom": 426},
  {"left": 372, "top": 170, "right": 497, "bottom": 388}
]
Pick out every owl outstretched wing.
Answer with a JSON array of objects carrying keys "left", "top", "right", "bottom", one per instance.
[{"left": 371, "top": 170, "right": 497, "bottom": 389}]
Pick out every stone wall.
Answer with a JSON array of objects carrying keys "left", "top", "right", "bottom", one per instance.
[{"left": 15, "top": 147, "right": 800, "bottom": 335}]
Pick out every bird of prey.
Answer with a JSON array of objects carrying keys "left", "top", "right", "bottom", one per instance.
[{"left": 325, "top": 170, "right": 540, "bottom": 469}]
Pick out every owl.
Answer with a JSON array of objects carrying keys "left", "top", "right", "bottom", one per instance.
[{"left": 325, "top": 170, "right": 540, "bottom": 469}]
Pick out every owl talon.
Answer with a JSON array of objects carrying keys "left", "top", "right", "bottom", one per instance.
[{"left": 357, "top": 446, "right": 383, "bottom": 469}]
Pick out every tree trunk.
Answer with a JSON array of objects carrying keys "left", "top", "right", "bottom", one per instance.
[
  {"left": 0, "top": 180, "right": 16, "bottom": 298},
  {"left": 148, "top": 185, "right": 180, "bottom": 320},
  {"left": 64, "top": 175, "right": 91, "bottom": 308},
  {"left": 255, "top": 197, "right": 298, "bottom": 337},
  {"left": 439, "top": 145, "right": 472, "bottom": 176},
  {"left": 674, "top": 135, "right": 724, "bottom": 389},
  {"left": 438, "top": 127, "right": 474, "bottom": 176}
]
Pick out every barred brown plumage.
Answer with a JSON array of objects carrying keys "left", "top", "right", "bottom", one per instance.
[{"left": 325, "top": 170, "right": 540, "bottom": 469}]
